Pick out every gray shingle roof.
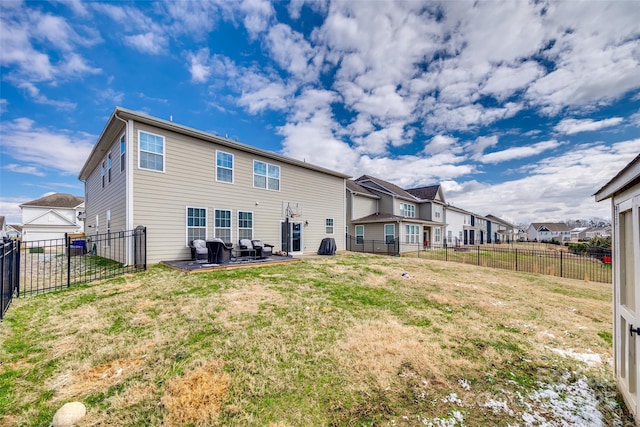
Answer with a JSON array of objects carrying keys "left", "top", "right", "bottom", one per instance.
[
  {"left": 531, "top": 222, "right": 570, "bottom": 232},
  {"left": 355, "top": 175, "right": 418, "bottom": 200},
  {"left": 20, "top": 193, "right": 84, "bottom": 209},
  {"left": 406, "top": 185, "right": 440, "bottom": 201}
]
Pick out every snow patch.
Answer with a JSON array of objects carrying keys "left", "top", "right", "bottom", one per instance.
[{"left": 550, "top": 348, "right": 602, "bottom": 367}]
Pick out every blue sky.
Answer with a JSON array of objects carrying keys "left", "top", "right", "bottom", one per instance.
[{"left": 1, "top": 0, "right": 639, "bottom": 226}]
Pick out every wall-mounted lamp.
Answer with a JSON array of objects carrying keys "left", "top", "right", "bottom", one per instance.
[
  {"left": 305, "top": 220, "right": 309, "bottom": 226},
  {"left": 255, "top": 201, "right": 260, "bottom": 206}
]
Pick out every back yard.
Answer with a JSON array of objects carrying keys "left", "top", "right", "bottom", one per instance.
[{"left": 0, "top": 253, "right": 634, "bottom": 426}]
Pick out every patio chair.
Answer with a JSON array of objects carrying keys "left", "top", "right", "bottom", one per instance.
[
  {"left": 238, "top": 239, "right": 257, "bottom": 258},
  {"left": 251, "top": 240, "right": 274, "bottom": 257},
  {"left": 206, "top": 238, "right": 234, "bottom": 263},
  {"left": 189, "top": 239, "right": 208, "bottom": 261}
]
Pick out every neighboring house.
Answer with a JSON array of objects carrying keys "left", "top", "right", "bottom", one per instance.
[
  {"left": 570, "top": 227, "right": 589, "bottom": 241},
  {"left": 346, "top": 176, "right": 446, "bottom": 251},
  {"left": 526, "top": 222, "right": 571, "bottom": 242},
  {"left": 0, "top": 216, "right": 5, "bottom": 239},
  {"left": 78, "top": 107, "right": 349, "bottom": 264},
  {"left": 443, "top": 204, "right": 470, "bottom": 247},
  {"left": 594, "top": 154, "right": 640, "bottom": 422},
  {"left": 19, "top": 193, "right": 85, "bottom": 242},
  {"left": 6, "top": 224, "right": 22, "bottom": 239},
  {"left": 585, "top": 226, "right": 612, "bottom": 240},
  {"left": 485, "top": 214, "right": 516, "bottom": 243}
]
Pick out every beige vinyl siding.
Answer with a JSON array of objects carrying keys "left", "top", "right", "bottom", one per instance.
[
  {"left": 131, "top": 122, "right": 345, "bottom": 263},
  {"left": 350, "top": 194, "right": 377, "bottom": 221},
  {"left": 84, "top": 135, "right": 128, "bottom": 263}
]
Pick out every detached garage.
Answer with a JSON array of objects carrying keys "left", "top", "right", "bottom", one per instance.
[
  {"left": 20, "top": 193, "right": 85, "bottom": 243},
  {"left": 594, "top": 154, "right": 640, "bottom": 422}
]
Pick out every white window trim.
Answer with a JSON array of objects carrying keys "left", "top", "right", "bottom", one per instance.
[
  {"left": 384, "top": 223, "right": 395, "bottom": 243},
  {"left": 253, "top": 160, "right": 281, "bottom": 192},
  {"left": 238, "top": 210, "right": 254, "bottom": 240},
  {"left": 216, "top": 150, "right": 234, "bottom": 184},
  {"left": 325, "top": 218, "right": 334, "bottom": 234},
  {"left": 186, "top": 206, "right": 208, "bottom": 246},
  {"left": 138, "top": 130, "right": 165, "bottom": 173},
  {"left": 214, "top": 208, "right": 233, "bottom": 243},
  {"left": 355, "top": 225, "right": 364, "bottom": 243},
  {"left": 400, "top": 202, "right": 415, "bottom": 218}
]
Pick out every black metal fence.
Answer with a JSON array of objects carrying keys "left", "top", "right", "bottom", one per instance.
[
  {"left": 346, "top": 235, "right": 400, "bottom": 256},
  {"left": 14, "top": 227, "right": 147, "bottom": 298},
  {"left": 346, "top": 235, "right": 612, "bottom": 283},
  {"left": 1, "top": 239, "right": 20, "bottom": 321},
  {"left": 402, "top": 243, "right": 612, "bottom": 283}
]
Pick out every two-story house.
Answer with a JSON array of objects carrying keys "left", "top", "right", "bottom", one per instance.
[
  {"left": 526, "top": 222, "right": 571, "bottom": 242},
  {"left": 78, "top": 107, "right": 349, "bottom": 264},
  {"left": 346, "top": 175, "right": 445, "bottom": 251},
  {"left": 19, "top": 193, "right": 84, "bottom": 242},
  {"left": 485, "top": 214, "right": 516, "bottom": 243}
]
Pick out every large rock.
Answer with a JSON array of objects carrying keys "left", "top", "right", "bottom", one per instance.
[{"left": 52, "top": 402, "right": 86, "bottom": 427}]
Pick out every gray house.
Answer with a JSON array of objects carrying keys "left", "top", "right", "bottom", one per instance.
[
  {"left": 79, "top": 107, "right": 349, "bottom": 264},
  {"left": 346, "top": 175, "right": 446, "bottom": 251},
  {"left": 594, "top": 154, "right": 640, "bottom": 422}
]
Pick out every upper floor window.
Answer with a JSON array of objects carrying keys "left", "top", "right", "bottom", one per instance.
[
  {"left": 400, "top": 203, "right": 415, "bottom": 218},
  {"left": 253, "top": 160, "right": 280, "bottom": 191},
  {"left": 107, "top": 154, "right": 112, "bottom": 183},
  {"left": 216, "top": 151, "right": 234, "bottom": 183},
  {"left": 120, "top": 134, "right": 126, "bottom": 172},
  {"left": 325, "top": 218, "right": 334, "bottom": 234},
  {"left": 434, "top": 205, "right": 441, "bottom": 219},
  {"left": 139, "top": 131, "right": 164, "bottom": 172},
  {"left": 101, "top": 160, "right": 106, "bottom": 188}
]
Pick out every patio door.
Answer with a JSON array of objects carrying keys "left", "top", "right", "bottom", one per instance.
[
  {"left": 615, "top": 195, "right": 640, "bottom": 418},
  {"left": 281, "top": 221, "right": 303, "bottom": 254}
]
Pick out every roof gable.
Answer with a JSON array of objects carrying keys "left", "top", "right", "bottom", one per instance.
[
  {"left": 406, "top": 185, "right": 443, "bottom": 202},
  {"left": 23, "top": 209, "right": 78, "bottom": 227}
]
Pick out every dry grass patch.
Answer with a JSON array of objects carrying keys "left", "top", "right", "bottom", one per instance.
[
  {"left": 339, "top": 317, "right": 449, "bottom": 390},
  {"left": 51, "top": 355, "right": 148, "bottom": 400},
  {"left": 161, "top": 359, "right": 230, "bottom": 427}
]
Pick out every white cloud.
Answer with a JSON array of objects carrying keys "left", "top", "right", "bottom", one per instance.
[
  {"left": 445, "top": 140, "right": 640, "bottom": 223},
  {"left": 554, "top": 117, "right": 624, "bottom": 135},
  {"left": 480, "top": 140, "right": 561, "bottom": 164},
  {"left": 265, "top": 23, "right": 319, "bottom": 81},
  {"left": 187, "top": 48, "right": 213, "bottom": 83},
  {"left": 3, "top": 163, "right": 45, "bottom": 177},
  {"left": 240, "top": 0, "right": 275, "bottom": 38},
  {"left": 124, "top": 32, "right": 167, "bottom": 55},
  {"left": 424, "top": 135, "right": 459, "bottom": 155},
  {"left": 0, "top": 118, "right": 95, "bottom": 175},
  {"left": 467, "top": 135, "right": 499, "bottom": 160}
]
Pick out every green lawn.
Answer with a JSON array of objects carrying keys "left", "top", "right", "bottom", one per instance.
[{"left": 0, "top": 253, "right": 632, "bottom": 426}]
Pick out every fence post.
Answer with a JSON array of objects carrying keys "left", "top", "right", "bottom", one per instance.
[
  {"left": 560, "top": 251, "right": 563, "bottom": 278},
  {"left": 16, "top": 240, "right": 20, "bottom": 298},
  {"left": 515, "top": 248, "right": 518, "bottom": 271},
  {"left": 66, "top": 233, "right": 71, "bottom": 288},
  {"left": 477, "top": 245, "right": 480, "bottom": 266}
]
